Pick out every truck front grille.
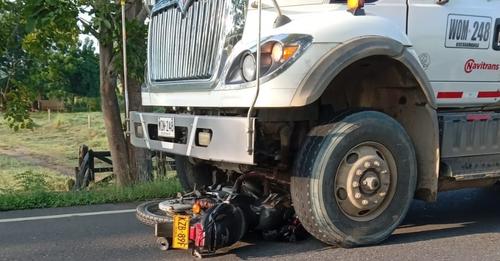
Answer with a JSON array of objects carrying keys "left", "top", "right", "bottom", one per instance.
[{"left": 149, "top": 0, "right": 227, "bottom": 82}]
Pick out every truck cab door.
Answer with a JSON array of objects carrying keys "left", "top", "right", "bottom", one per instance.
[{"left": 407, "top": 0, "right": 500, "bottom": 107}]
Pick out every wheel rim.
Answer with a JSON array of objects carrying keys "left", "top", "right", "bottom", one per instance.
[
  {"left": 334, "top": 142, "right": 397, "bottom": 221},
  {"left": 144, "top": 202, "right": 173, "bottom": 221}
]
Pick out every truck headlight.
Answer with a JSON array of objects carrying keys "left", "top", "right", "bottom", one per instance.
[
  {"left": 225, "top": 34, "right": 313, "bottom": 84},
  {"left": 271, "top": 42, "right": 284, "bottom": 63},
  {"left": 271, "top": 42, "right": 299, "bottom": 63},
  {"left": 241, "top": 53, "right": 257, "bottom": 82}
]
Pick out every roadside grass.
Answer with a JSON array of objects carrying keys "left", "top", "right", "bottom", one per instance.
[
  {"left": 0, "top": 160, "right": 180, "bottom": 211},
  {"left": 0, "top": 177, "right": 181, "bottom": 211},
  {"left": 0, "top": 111, "right": 183, "bottom": 211},
  {"left": 0, "top": 154, "right": 69, "bottom": 193},
  {"left": 0, "top": 112, "right": 108, "bottom": 171}
]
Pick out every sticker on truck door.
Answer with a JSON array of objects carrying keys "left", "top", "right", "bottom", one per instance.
[{"left": 445, "top": 14, "right": 492, "bottom": 49}]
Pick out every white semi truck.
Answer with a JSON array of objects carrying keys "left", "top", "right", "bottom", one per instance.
[{"left": 133, "top": 0, "right": 500, "bottom": 251}]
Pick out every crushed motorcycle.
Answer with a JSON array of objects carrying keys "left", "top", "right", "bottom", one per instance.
[{"left": 136, "top": 172, "right": 307, "bottom": 258}]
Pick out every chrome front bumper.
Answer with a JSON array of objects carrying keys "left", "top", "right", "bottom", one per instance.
[{"left": 129, "top": 111, "right": 255, "bottom": 164}]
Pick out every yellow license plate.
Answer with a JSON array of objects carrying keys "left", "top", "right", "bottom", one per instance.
[{"left": 172, "top": 215, "right": 190, "bottom": 249}]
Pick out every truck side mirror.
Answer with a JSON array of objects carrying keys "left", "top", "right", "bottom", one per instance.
[{"left": 274, "top": 14, "right": 291, "bottom": 28}]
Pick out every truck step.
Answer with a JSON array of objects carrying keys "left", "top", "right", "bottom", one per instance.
[
  {"left": 439, "top": 111, "right": 500, "bottom": 180},
  {"left": 441, "top": 154, "right": 500, "bottom": 181}
]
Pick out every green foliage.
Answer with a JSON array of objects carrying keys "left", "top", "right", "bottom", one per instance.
[
  {"left": 114, "top": 19, "right": 148, "bottom": 82},
  {"left": 22, "top": 0, "right": 79, "bottom": 49},
  {"left": 0, "top": 1, "right": 32, "bottom": 125},
  {"left": 68, "top": 40, "right": 100, "bottom": 97},
  {"left": 14, "top": 171, "right": 50, "bottom": 192},
  {"left": 3, "top": 86, "right": 34, "bottom": 131},
  {"left": 2, "top": 0, "right": 148, "bottom": 130},
  {"left": 0, "top": 178, "right": 181, "bottom": 211},
  {"left": 25, "top": 0, "right": 147, "bottom": 82},
  {"left": 0, "top": 0, "right": 99, "bottom": 130},
  {"left": 66, "top": 96, "right": 102, "bottom": 112}
]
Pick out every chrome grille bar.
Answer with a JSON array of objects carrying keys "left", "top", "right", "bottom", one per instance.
[{"left": 149, "top": 0, "right": 227, "bottom": 82}]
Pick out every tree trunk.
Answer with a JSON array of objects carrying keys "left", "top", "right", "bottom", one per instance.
[
  {"left": 127, "top": 77, "right": 152, "bottom": 181},
  {"left": 99, "top": 41, "right": 133, "bottom": 187},
  {"left": 95, "top": 0, "right": 151, "bottom": 186},
  {"left": 123, "top": 0, "right": 153, "bottom": 182}
]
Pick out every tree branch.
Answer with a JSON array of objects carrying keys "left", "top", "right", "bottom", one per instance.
[{"left": 77, "top": 17, "right": 98, "bottom": 37}]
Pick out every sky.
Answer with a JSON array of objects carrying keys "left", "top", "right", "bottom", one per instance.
[{"left": 78, "top": 8, "right": 99, "bottom": 52}]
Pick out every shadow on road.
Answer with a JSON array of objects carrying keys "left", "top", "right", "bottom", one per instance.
[
  {"left": 216, "top": 187, "right": 500, "bottom": 259},
  {"left": 222, "top": 233, "right": 329, "bottom": 260},
  {"left": 386, "top": 186, "right": 500, "bottom": 245}
]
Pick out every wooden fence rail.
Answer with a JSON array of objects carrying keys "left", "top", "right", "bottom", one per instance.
[{"left": 74, "top": 145, "right": 113, "bottom": 190}]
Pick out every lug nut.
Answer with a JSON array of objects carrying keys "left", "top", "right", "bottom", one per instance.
[
  {"left": 362, "top": 200, "right": 368, "bottom": 205},
  {"left": 374, "top": 161, "right": 380, "bottom": 167},
  {"left": 379, "top": 192, "right": 386, "bottom": 197},
  {"left": 352, "top": 181, "right": 359, "bottom": 188},
  {"left": 356, "top": 169, "right": 363, "bottom": 176},
  {"left": 355, "top": 193, "right": 361, "bottom": 199},
  {"left": 364, "top": 162, "right": 371, "bottom": 168}
]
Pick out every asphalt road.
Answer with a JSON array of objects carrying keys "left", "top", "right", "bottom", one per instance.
[{"left": 1, "top": 187, "right": 500, "bottom": 261}]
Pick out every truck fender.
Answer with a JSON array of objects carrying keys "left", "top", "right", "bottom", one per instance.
[
  {"left": 291, "top": 36, "right": 437, "bottom": 109},
  {"left": 291, "top": 36, "right": 440, "bottom": 202}
]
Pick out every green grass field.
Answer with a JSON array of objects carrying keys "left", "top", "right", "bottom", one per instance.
[
  {"left": 0, "top": 112, "right": 108, "bottom": 193},
  {"left": 0, "top": 155, "right": 66, "bottom": 193},
  {"left": 0, "top": 112, "right": 108, "bottom": 169},
  {"left": 0, "top": 112, "right": 180, "bottom": 210}
]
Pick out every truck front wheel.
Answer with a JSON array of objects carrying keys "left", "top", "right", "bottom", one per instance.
[{"left": 291, "top": 111, "right": 417, "bottom": 247}]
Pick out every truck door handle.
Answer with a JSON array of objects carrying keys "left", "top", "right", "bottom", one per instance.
[{"left": 436, "top": 0, "right": 449, "bottom": 5}]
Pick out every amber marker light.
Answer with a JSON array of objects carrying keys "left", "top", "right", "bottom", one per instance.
[
  {"left": 282, "top": 45, "right": 299, "bottom": 62},
  {"left": 192, "top": 202, "right": 201, "bottom": 214},
  {"left": 347, "top": 0, "right": 365, "bottom": 14},
  {"left": 347, "top": 0, "right": 359, "bottom": 10}
]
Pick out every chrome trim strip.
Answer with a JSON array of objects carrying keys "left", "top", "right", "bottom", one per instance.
[
  {"left": 139, "top": 113, "right": 151, "bottom": 149},
  {"left": 186, "top": 116, "right": 198, "bottom": 156}
]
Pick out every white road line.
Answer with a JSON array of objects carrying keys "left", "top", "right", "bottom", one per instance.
[{"left": 0, "top": 209, "right": 136, "bottom": 223}]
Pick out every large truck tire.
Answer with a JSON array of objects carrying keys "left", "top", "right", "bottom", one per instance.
[
  {"left": 291, "top": 111, "right": 417, "bottom": 247},
  {"left": 175, "top": 156, "right": 213, "bottom": 191}
]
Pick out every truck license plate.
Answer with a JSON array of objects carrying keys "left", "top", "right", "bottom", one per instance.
[
  {"left": 158, "top": 117, "right": 175, "bottom": 138},
  {"left": 172, "top": 215, "right": 190, "bottom": 249}
]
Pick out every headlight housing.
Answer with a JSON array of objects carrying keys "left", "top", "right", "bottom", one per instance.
[{"left": 225, "top": 34, "right": 313, "bottom": 85}]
